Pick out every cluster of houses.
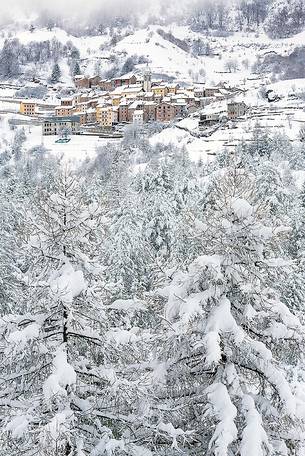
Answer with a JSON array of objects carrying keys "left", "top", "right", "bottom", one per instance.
[
  {"left": 199, "top": 100, "right": 247, "bottom": 129},
  {"left": 19, "top": 68, "right": 247, "bottom": 136}
]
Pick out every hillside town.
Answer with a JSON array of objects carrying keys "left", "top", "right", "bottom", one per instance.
[{"left": 18, "top": 68, "right": 247, "bottom": 138}]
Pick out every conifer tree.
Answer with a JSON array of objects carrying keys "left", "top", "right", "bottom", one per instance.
[
  {"left": 72, "top": 60, "right": 81, "bottom": 76},
  {"left": 153, "top": 166, "right": 305, "bottom": 455},
  {"left": 0, "top": 171, "right": 157, "bottom": 455},
  {"left": 50, "top": 62, "right": 61, "bottom": 83}
]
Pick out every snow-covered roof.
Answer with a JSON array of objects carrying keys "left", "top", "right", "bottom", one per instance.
[
  {"left": 144, "top": 101, "right": 157, "bottom": 106},
  {"left": 112, "top": 85, "right": 142, "bottom": 95},
  {"left": 55, "top": 105, "right": 73, "bottom": 110},
  {"left": 173, "top": 101, "right": 187, "bottom": 106},
  {"left": 129, "top": 100, "right": 141, "bottom": 109},
  {"left": 152, "top": 84, "right": 167, "bottom": 89},
  {"left": 20, "top": 99, "right": 38, "bottom": 104},
  {"left": 171, "top": 94, "right": 188, "bottom": 100},
  {"left": 119, "top": 99, "right": 130, "bottom": 106},
  {"left": 115, "top": 72, "right": 137, "bottom": 80},
  {"left": 123, "top": 87, "right": 143, "bottom": 94},
  {"left": 205, "top": 87, "right": 220, "bottom": 91},
  {"left": 43, "top": 115, "right": 81, "bottom": 122}
]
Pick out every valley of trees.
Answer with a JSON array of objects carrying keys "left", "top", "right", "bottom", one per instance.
[{"left": 1, "top": 126, "right": 305, "bottom": 455}]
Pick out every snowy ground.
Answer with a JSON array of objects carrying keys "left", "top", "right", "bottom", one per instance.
[
  {"left": 0, "top": 111, "right": 118, "bottom": 165},
  {"left": 28, "top": 128, "right": 118, "bottom": 164},
  {"left": 150, "top": 95, "right": 305, "bottom": 163}
]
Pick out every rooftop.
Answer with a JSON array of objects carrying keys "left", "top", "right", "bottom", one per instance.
[
  {"left": 129, "top": 100, "right": 142, "bottom": 109},
  {"left": 21, "top": 99, "right": 38, "bottom": 104},
  {"left": 114, "top": 72, "right": 137, "bottom": 80},
  {"left": 152, "top": 84, "right": 168, "bottom": 89},
  {"left": 43, "top": 115, "right": 81, "bottom": 123}
]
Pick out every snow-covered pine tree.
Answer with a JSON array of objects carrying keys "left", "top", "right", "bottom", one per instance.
[
  {"left": 136, "top": 160, "right": 178, "bottom": 267},
  {"left": 104, "top": 147, "right": 131, "bottom": 211},
  {"left": 103, "top": 195, "right": 152, "bottom": 299},
  {"left": 0, "top": 177, "right": 25, "bottom": 314},
  {"left": 153, "top": 166, "right": 305, "bottom": 455},
  {"left": 73, "top": 60, "right": 81, "bottom": 76},
  {"left": 0, "top": 170, "right": 156, "bottom": 455},
  {"left": 50, "top": 62, "right": 61, "bottom": 83}
]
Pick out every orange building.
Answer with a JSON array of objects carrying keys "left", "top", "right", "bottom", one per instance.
[{"left": 19, "top": 101, "right": 37, "bottom": 116}]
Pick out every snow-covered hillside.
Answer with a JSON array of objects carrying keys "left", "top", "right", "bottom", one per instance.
[{"left": 2, "top": 22, "right": 305, "bottom": 87}]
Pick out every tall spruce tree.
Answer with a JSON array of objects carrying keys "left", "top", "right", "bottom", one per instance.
[
  {"left": 50, "top": 62, "right": 61, "bottom": 83},
  {"left": 152, "top": 166, "right": 305, "bottom": 455},
  {"left": 0, "top": 171, "right": 158, "bottom": 455}
]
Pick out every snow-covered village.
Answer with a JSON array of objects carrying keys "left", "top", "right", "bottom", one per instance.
[{"left": 2, "top": 0, "right": 305, "bottom": 455}]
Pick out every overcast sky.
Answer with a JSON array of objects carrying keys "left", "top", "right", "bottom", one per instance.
[
  {"left": 0, "top": 0, "right": 201, "bottom": 24},
  {"left": 0, "top": 0, "right": 165, "bottom": 19}
]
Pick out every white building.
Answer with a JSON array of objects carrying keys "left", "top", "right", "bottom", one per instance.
[
  {"left": 143, "top": 67, "right": 152, "bottom": 93},
  {"left": 133, "top": 109, "right": 144, "bottom": 127}
]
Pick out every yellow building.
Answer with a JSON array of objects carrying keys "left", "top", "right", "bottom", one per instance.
[
  {"left": 20, "top": 101, "right": 37, "bottom": 116},
  {"left": 167, "top": 83, "right": 179, "bottom": 95},
  {"left": 55, "top": 106, "right": 74, "bottom": 117},
  {"left": 96, "top": 105, "right": 104, "bottom": 124},
  {"left": 152, "top": 85, "right": 168, "bottom": 98},
  {"left": 96, "top": 105, "right": 113, "bottom": 128},
  {"left": 112, "top": 96, "right": 121, "bottom": 106}
]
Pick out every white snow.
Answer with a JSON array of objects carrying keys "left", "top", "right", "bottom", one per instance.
[
  {"left": 43, "top": 346, "right": 76, "bottom": 402},
  {"left": 230, "top": 198, "right": 253, "bottom": 220},
  {"left": 49, "top": 261, "right": 86, "bottom": 304},
  {"left": 43, "top": 409, "right": 74, "bottom": 443},
  {"left": 240, "top": 395, "right": 269, "bottom": 456},
  {"left": 106, "top": 328, "right": 139, "bottom": 346},
  {"left": 8, "top": 322, "right": 40, "bottom": 349},
  {"left": 5, "top": 414, "right": 31, "bottom": 438},
  {"left": 158, "top": 422, "right": 188, "bottom": 449},
  {"left": 108, "top": 298, "right": 147, "bottom": 313},
  {"left": 205, "top": 382, "right": 237, "bottom": 455}
]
